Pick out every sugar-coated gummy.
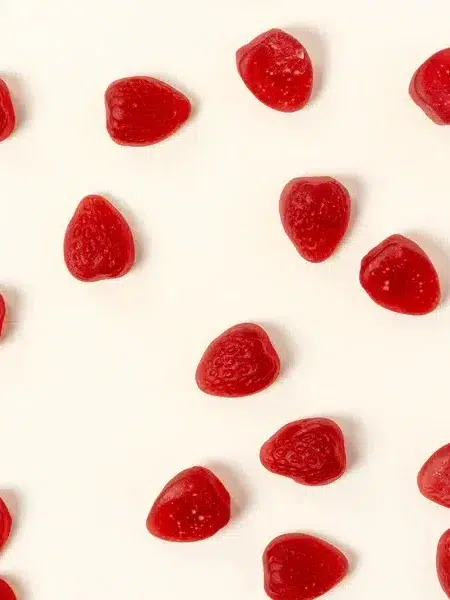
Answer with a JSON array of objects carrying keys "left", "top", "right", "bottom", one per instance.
[
  {"left": 418, "top": 443, "right": 450, "bottom": 508},
  {"left": 0, "top": 79, "right": 15, "bottom": 142},
  {"left": 105, "top": 76, "right": 191, "bottom": 145},
  {"left": 410, "top": 48, "right": 450, "bottom": 124},
  {"left": 0, "top": 580, "right": 16, "bottom": 600},
  {"left": 236, "top": 29, "right": 313, "bottom": 112},
  {"left": 263, "top": 533, "right": 348, "bottom": 600},
  {"left": 64, "top": 195, "right": 135, "bottom": 282},
  {"left": 0, "top": 497, "right": 12, "bottom": 552},
  {"left": 196, "top": 323, "right": 280, "bottom": 397},
  {"left": 146, "top": 466, "right": 231, "bottom": 542}
]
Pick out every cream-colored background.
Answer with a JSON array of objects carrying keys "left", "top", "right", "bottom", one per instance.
[{"left": 0, "top": 1, "right": 449, "bottom": 598}]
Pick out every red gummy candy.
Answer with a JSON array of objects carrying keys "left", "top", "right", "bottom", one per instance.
[
  {"left": 260, "top": 418, "right": 346, "bottom": 486},
  {"left": 236, "top": 29, "right": 313, "bottom": 112},
  {"left": 0, "top": 497, "right": 12, "bottom": 551},
  {"left": 0, "top": 294, "right": 6, "bottom": 338},
  {"left": 0, "top": 580, "right": 16, "bottom": 600},
  {"left": 146, "top": 466, "right": 231, "bottom": 542},
  {"left": 280, "top": 177, "right": 351, "bottom": 262},
  {"left": 105, "top": 76, "right": 191, "bottom": 146},
  {"left": 64, "top": 194, "right": 135, "bottom": 282},
  {"left": 263, "top": 533, "right": 348, "bottom": 600},
  {"left": 0, "top": 80, "right": 15, "bottom": 142},
  {"left": 360, "top": 235, "right": 440, "bottom": 315},
  {"left": 438, "top": 529, "right": 450, "bottom": 598},
  {"left": 410, "top": 49, "right": 450, "bottom": 124},
  {"left": 195, "top": 323, "right": 280, "bottom": 397},
  {"left": 418, "top": 443, "right": 450, "bottom": 508}
]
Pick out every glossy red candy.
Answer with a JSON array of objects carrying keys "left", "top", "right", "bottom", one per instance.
[
  {"left": 0, "top": 294, "right": 6, "bottom": 338},
  {"left": 438, "top": 529, "right": 450, "bottom": 598},
  {"left": 236, "top": 29, "right": 313, "bottom": 112},
  {"left": 195, "top": 323, "right": 280, "bottom": 397},
  {"left": 64, "top": 195, "right": 135, "bottom": 282},
  {"left": 360, "top": 234, "right": 440, "bottom": 315},
  {"left": 0, "top": 79, "right": 15, "bottom": 142},
  {"left": 105, "top": 76, "right": 191, "bottom": 145},
  {"left": 418, "top": 443, "right": 450, "bottom": 508},
  {"left": 280, "top": 177, "right": 351, "bottom": 262},
  {"left": 146, "top": 466, "right": 231, "bottom": 542},
  {"left": 260, "top": 418, "right": 346, "bottom": 486},
  {"left": 0, "top": 580, "right": 16, "bottom": 600},
  {"left": 410, "top": 48, "right": 450, "bottom": 124},
  {"left": 0, "top": 497, "right": 12, "bottom": 551},
  {"left": 263, "top": 533, "right": 348, "bottom": 600}
]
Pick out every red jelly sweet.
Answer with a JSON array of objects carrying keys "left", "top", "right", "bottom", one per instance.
[
  {"left": 0, "top": 497, "right": 12, "bottom": 552},
  {"left": 0, "top": 580, "right": 16, "bottom": 600},
  {"left": 64, "top": 194, "right": 135, "bottom": 282},
  {"left": 0, "top": 80, "right": 15, "bottom": 142},
  {"left": 195, "top": 323, "right": 280, "bottom": 397},
  {"left": 418, "top": 443, "right": 450, "bottom": 508},
  {"left": 105, "top": 76, "right": 191, "bottom": 145},
  {"left": 236, "top": 29, "right": 313, "bottom": 112},
  {"left": 0, "top": 294, "right": 6, "bottom": 338},
  {"left": 410, "top": 49, "right": 450, "bottom": 124},
  {"left": 280, "top": 177, "right": 351, "bottom": 262},
  {"left": 146, "top": 466, "right": 231, "bottom": 542},
  {"left": 263, "top": 533, "right": 348, "bottom": 600},
  {"left": 438, "top": 529, "right": 450, "bottom": 598},
  {"left": 360, "top": 234, "right": 440, "bottom": 315},
  {"left": 260, "top": 418, "right": 346, "bottom": 486}
]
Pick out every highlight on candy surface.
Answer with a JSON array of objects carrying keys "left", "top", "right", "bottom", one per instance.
[
  {"left": 437, "top": 529, "right": 450, "bottom": 598},
  {"left": 195, "top": 323, "right": 281, "bottom": 397},
  {"left": 0, "top": 79, "right": 15, "bottom": 142},
  {"left": 359, "top": 234, "right": 440, "bottom": 315},
  {"left": 418, "top": 443, "right": 450, "bottom": 508},
  {"left": 0, "top": 497, "right": 12, "bottom": 552},
  {"left": 280, "top": 176, "right": 351, "bottom": 262},
  {"left": 105, "top": 76, "right": 191, "bottom": 146},
  {"left": 146, "top": 466, "right": 231, "bottom": 542},
  {"left": 263, "top": 533, "right": 349, "bottom": 600},
  {"left": 260, "top": 418, "right": 346, "bottom": 486},
  {"left": 0, "top": 294, "right": 6, "bottom": 338},
  {"left": 64, "top": 194, "right": 135, "bottom": 282},
  {"left": 409, "top": 48, "right": 450, "bottom": 124},
  {"left": 236, "top": 28, "right": 313, "bottom": 112},
  {"left": 0, "top": 579, "right": 16, "bottom": 600}
]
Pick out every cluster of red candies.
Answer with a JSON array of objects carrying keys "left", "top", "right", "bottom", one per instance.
[{"left": 1, "top": 25, "right": 450, "bottom": 600}]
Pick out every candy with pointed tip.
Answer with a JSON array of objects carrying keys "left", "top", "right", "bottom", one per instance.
[
  {"left": 280, "top": 176, "right": 351, "bottom": 262},
  {"left": 105, "top": 76, "right": 191, "bottom": 145},
  {"left": 146, "top": 466, "right": 231, "bottom": 542},
  {"left": 236, "top": 29, "right": 313, "bottom": 112},
  {"left": 410, "top": 48, "right": 450, "bottom": 124},
  {"left": 260, "top": 418, "right": 346, "bottom": 485},
  {"left": 64, "top": 195, "right": 135, "bottom": 282},
  {"left": 196, "top": 323, "right": 280, "bottom": 397},
  {"left": 263, "top": 533, "right": 348, "bottom": 600},
  {"left": 360, "top": 234, "right": 440, "bottom": 315},
  {"left": 418, "top": 443, "right": 450, "bottom": 508},
  {"left": 0, "top": 80, "right": 15, "bottom": 142}
]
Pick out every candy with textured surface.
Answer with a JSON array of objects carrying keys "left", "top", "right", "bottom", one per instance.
[
  {"left": 105, "top": 76, "right": 191, "bottom": 145},
  {"left": 280, "top": 177, "right": 350, "bottom": 262},
  {"left": 64, "top": 195, "right": 135, "bottom": 282},
  {"left": 0, "top": 497, "right": 12, "bottom": 552},
  {"left": 146, "top": 466, "right": 231, "bottom": 542},
  {"left": 410, "top": 48, "right": 450, "bottom": 124},
  {"left": 263, "top": 533, "right": 348, "bottom": 600},
  {"left": 418, "top": 443, "right": 450, "bottom": 508},
  {"left": 236, "top": 29, "right": 313, "bottom": 112},
  {"left": 438, "top": 529, "right": 450, "bottom": 598},
  {"left": 0, "top": 80, "right": 15, "bottom": 142},
  {"left": 0, "top": 580, "right": 16, "bottom": 600},
  {"left": 196, "top": 323, "right": 280, "bottom": 397},
  {"left": 260, "top": 418, "right": 346, "bottom": 485},
  {"left": 360, "top": 234, "right": 440, "bottom": 315},
  {"left": 0, "top": 294, "right": 5, "bottom": 338}
]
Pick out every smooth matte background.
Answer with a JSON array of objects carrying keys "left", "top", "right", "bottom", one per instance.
[{"left": 0, "top": 1, "right": 449, "bottom": 598}]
